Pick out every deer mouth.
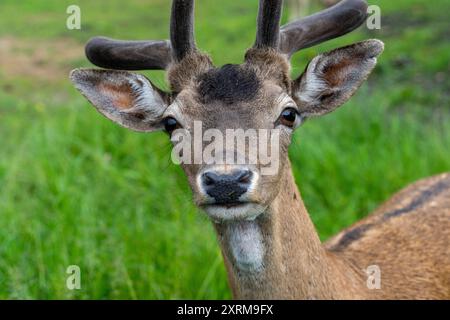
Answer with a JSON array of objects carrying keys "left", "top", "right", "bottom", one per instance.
[{"left": 200, "top": 202, "right": 266, "bottom": 222}]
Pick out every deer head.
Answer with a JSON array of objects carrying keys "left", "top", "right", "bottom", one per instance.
[{"left": 70, "top": 0, "right": 383, "bottom": 223}]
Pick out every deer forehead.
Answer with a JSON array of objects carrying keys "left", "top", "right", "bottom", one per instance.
[
  {"left": 170, "top": 83, "right": 291, "bottom": 131},
  {"left": 166, "top": 61, "right": 293, "bottom": 129}
]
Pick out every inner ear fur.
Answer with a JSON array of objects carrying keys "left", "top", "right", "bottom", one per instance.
[
  {"left": 291, "top": 39, "right": 384, "bottom": 118},
  {"left": 70, "top": 69, "right": 170, "bottom": 132}
]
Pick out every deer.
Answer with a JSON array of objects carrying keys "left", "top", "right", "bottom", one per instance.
[{"left": 70, "top": 0, "right": 450, "bottom": 299}]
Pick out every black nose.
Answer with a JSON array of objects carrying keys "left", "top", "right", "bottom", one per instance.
[{"left": 202, "top": 170, "right": 253, "bottom": 204}]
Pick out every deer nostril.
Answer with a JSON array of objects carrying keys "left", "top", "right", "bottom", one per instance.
[
  {"left": 237, "top": 170, "right": 252, "bottom": 184},
  {"left": 202, "top": 172, "right": 216, "bottom": 186}
]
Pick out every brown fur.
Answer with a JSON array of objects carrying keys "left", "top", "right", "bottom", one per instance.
[
  {"left": 98, "top": 82, "right": 134, "bottom": 109},
  {"left": 167, "top": 51, "right": 213, "bottom": 93},
  {"left": 164, "top": 45, "right": 448, "bottom": 297},
  {"left": 71, "top": 37, "right": 448, "bottom": 299},
  {"left": 322, "top": 57, "right": 353, "bottom": 87},
  {"left": 327, "top": 173, "right": 450, "bottom": 299},
  {"left": 218, "top": 164, "right": 450, "bottom": 299},
  {"left": 244, "top": 47, "right": 291, "bottom": 91}
]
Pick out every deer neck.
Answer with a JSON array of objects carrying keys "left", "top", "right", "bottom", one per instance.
[{"left": 213, "top": 161, "right": 366, "bottom": 299}]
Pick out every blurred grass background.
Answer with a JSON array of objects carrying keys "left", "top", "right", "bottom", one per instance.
[{"left": 0, "top": 0, "right": 449, "bottom": 299}]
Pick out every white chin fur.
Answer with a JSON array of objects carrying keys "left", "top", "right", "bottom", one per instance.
[
  {"left": 202, "top": 203, "right": 266, "bottom": 222},
  {"left": 225, "top": 220, "right": 265, "bottom": 273}
]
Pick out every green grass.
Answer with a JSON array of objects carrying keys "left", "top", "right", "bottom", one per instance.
[{"left": 0, "top": 0, "right": 449, "bottom": 299}]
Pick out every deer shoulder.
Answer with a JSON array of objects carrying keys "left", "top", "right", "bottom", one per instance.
[{"left": 327, "top": 173, "right": 450, "bottom": 299}]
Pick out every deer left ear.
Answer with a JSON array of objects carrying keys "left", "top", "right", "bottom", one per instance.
[
  {"left": 70, "top": 69, "right": 170, "bottom": 132},
  {"left": 292, "top": 39, "right": 384, "bottom": 119}
]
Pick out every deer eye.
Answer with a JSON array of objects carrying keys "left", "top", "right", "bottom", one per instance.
[
  {"left": 162, "top": 117, "right": 180, "bottom": 134},
  {"left": 278, "top": 107, "right": 300, "bottom": 128}
]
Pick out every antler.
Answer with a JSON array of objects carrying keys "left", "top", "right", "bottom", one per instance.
[
  {"left": 279, "top": 0, "right": 368, "bottom": 57},
  {"left": 86, "top": 0, "right": 367, "bottom": 70},
  {"left": 252, "top": 0, "right": 368, "bottom": 57},
  {"left": 170, "top": 0, "right": 197, "bottom": 61},
  {"left": 85, "top": 0, "right": 197, "bottom": 70},
  {"left": 254, "top": 0, "right": 284, "bottom": 49},
  {"left": 85, "top": 38, "right": 171, "bottom": 70}
]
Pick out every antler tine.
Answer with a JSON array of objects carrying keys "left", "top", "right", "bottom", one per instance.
[
  {"left": 85, "top": 37, "right": 172, "bottom": 70},
  {"left": 170, "top": 0, "right": 197, "bottom": 62},
  {"left": 279, "top": 0, "right": 368, "bottom": 57},
  {"left": 254, "top": 0, "right": 284, "bottom": 49},
  {"left": 85, "top": 0, "right": 197, "bottom": 70}
]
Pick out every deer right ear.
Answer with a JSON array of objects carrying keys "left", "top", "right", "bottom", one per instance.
[
  {"left": 70, "top": 69, "right": 170, "bottom": 132},
  {"left": 292, "top": 40, "right": 384, "bottom": 119}
]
